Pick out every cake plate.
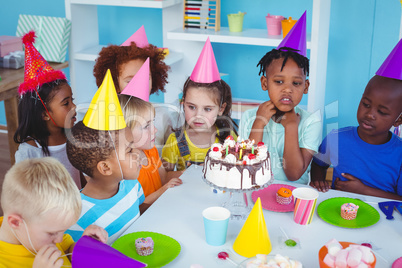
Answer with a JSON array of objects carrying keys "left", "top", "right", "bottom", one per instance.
[{"left": 202, "top": 174, "right": 273, "bottom": 220}]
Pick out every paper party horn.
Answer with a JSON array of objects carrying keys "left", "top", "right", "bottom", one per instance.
[
  {"left": 232, "top": 198, "right": 272, "bottom": 257},
  {"left": 72, "top": 236, "right": 147, "bottom": 268}
]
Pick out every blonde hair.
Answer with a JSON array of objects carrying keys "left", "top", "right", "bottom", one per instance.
[
  {"left": 118, "top": 95, "right": 155, "bottom": 130},
  {"left": 1, "top": 157, "right": 82, "bottom": 221}
]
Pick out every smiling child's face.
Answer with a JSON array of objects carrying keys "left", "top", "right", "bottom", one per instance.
[
  {"left": 261, "top": 57, "right": 309, "bottom": 113},
  {"left": 131, "top": 108, "right": 157, "bottom": 150},
  {"left": 357, "top": 75, "right": 402, "bottom": 144}
]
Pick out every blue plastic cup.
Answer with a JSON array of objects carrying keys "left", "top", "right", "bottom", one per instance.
[{"left": 202, "top": 207, "right": 231, "bottom": 246}]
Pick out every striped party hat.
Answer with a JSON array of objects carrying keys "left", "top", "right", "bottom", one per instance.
[{"left": 18, "top": 31, "right": 66, "bottom": 95}]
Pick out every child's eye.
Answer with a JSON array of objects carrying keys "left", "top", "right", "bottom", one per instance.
[
  {"left": 361, "top": 102, "right": 369, "bottom": 108},
  {"left": 274, "top": 80, "right": 283, "bottom": 84},
  {"left": 48, "top": 232, "right": 57, "bottom": 236},
  {"left": 188, "top": 105, "right": 195, "bottom": 110},
  {"left": 378, "top": 110, "right": 388, "bottom": 116},
  {"left": 63, "top": 101, "right": 69, "bottom": 106},
  {"left": 144, "top": 123, "right": 150, "bottom": 129},
  {"left": 293, "top": 82, "right": 302, "bottom": 86},
  {"left": 204, "top": 108, "right": 212, "bottom": 112}
]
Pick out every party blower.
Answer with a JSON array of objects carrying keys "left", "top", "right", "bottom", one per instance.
[{"left": 72, "top": 236, "right": 147, "bottom": 267}]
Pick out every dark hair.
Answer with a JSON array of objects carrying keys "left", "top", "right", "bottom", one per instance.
[
  {"left": 257, "top": 47, "right": 310, "bottom": 77},
  {"left": 66, "top": 121, "right": 118, "bottom": 177},
  {"left": 93, "top": 43, "right": 169, "bottom": 95},
  {"left": 178, "top": 78, "right": 238, "bottom": 143},
  {"left": 13, "top": 79, "right": 68, "bottom": 156}
]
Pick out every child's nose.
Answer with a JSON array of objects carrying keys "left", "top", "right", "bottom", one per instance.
[{"left": 54, "top": 234, "right": 64, "bottom": 244}]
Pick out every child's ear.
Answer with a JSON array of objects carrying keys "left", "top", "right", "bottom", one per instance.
[
  {"left": 7, "top": 214, "right": 23, "bottom": 229},
  {"left": 219, "top": 103, "right": 227, "bottom": 116},
  {"left": 42, "top": 111, "right": 50, "bottom": 121},
  {"left": 393, "top": 113, "right": 402, "bottom": 127},
  {"left": 260, "top": 76, "right": 268, "bottom": 91},
  {"left": 304, "top": 79, "right": 310, "bottom": 94},
  {"left": 96, "top": 160, "right": 113, "bottom": 176}
]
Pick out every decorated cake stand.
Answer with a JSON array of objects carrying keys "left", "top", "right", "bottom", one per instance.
[{"left": 202, "top": 173, "right": 273, "bottom": 220}]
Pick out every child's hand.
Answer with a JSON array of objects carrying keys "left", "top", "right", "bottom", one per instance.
[
  {"left": 280, "top": 109, "right": 300, "bottom": 128},
  {"left": 310, "top": 179, "right": 330, "bottom": 192},
  {"left": 33, "top": 245, "right": 63, "bottom": 268},
  {"left": 334, "top": 173, "right": 367, "bottom": 194},
  {"left": 255, "top": 100, "right": 277, "bottom": 127},
  {"left": 164, "top": 178, "right": 183, "bottom": 189},
  {"left": 82, "top": 224, "right": 108, "bottom": 244}
]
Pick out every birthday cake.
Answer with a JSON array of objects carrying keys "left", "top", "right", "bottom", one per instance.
[
  {"left": 341, "top": 203, "right": 359, "bottom": 220},
  {"left": 203, "top": 136, "right": 272, "bottom": 190}
]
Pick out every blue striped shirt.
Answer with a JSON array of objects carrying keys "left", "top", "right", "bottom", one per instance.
[{"left": 66, "top": 180, "right": 145, "bottom": 245}]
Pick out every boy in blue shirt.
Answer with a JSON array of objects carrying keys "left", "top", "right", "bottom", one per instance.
[{"left": 311, "top": 39, "right": 402, "bottom": 200}]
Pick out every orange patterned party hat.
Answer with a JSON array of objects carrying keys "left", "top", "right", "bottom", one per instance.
[{"left": 18, "top": 31, "right": 66, "bottom": 96}]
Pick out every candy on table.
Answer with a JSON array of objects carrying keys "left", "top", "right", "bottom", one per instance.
[
  {"left": 217, "top": 251, "right": 238, "bottom": 266},
  {"left": 246, "top": 254, "right": 302, "bottom": 268}
]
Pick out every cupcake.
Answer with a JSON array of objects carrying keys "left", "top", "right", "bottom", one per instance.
[
  {"left": 135, "top": 237, "right": 154, "bottom": 256},
  {"left": 276, "top": 187, "right": 292, "bottom": 205},
  {"left": 341, "top": 203, "right": 359, "bottom": 220}
]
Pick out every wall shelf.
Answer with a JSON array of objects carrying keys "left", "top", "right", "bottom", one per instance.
[
  {"left": 74, "top": 44, "right": 183, "bottom": 65},
  {"left": 168, "top": 27, "right": 312, "bottom": 48},
  {"left": 68, "top": 0, "right": 181, "bottom": 8}
]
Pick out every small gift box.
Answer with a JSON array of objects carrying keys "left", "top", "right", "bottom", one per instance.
[
  {"left": 0, "top": 51, "right": 25, "bottom": 69},
  {"left": 16, "top": 14, "right": 71, "bottom": 63},
  {"left": 0, "top": 36, "right": 23, "bottom": 57}
]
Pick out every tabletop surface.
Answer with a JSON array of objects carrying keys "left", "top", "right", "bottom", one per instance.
[{"left": 121, "top": 165, "right": 401, "bottom": 267}]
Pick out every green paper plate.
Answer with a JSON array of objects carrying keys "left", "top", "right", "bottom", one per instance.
[
  {"left": 112, "top": 231, "right": 181, "bottom": 268},
  {"left": 317, "top": 197, "right": 380, "bottom": 228}
]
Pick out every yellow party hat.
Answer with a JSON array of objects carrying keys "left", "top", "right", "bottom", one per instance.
[
  {"left": 83, "top": 69, "right": 126, "bottom": 130},
  {"left": 232, "top": 198, "right": 272, "bottom": 257}
]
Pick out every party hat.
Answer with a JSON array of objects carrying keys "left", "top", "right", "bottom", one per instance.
[
  {"left": 190, "top": 37, "right": 221, "bottom": 83},
  {"left": 83, "top": 69, "right": 126, "bottom": 130},
  {"left": 18, "top": 31, "right": 66, "bottom": 95},
  {"left": 233, "top": 198, "right": 272, "bottom": 257},
  {"left": 120, "top": 58, "right": 150, "bottom": 101},
  {"left": 277, "top": 11, "right": 307, "bottom": 57},
  {"left": 72, "top": 236, "right": 147, "bottom": 268},
  {"left": 121, "top": 25, "right": 149, "bottom": 48},
  {"left": 376, "top": 38, "right": 402, "bottom": 80}
]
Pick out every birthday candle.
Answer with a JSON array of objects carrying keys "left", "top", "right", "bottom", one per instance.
[
  {"left": 235, "top": 143, "right": 239, "bottom": 153},
  {"left": 239, "top": 149, "right": 243, "bottom": 160},
  {"left": 252, "top": 145, "right": 254, "bottom": 154},
  {"left": 226, "top": 145, "right": 229, "bottom": 156}
]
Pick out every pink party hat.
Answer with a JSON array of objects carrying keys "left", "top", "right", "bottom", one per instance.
[
  {"left": 121, "top": 25, "right": 149, "bottom": 48},
  {"left": 120, "top": 58, "right": 150, "bottom": 101},
  {"left": 72, "top": 236, "right": 147, "bottom": 268},
  {"left": 376, "top": 38, "right": 402, "bottom": 80},
  {"left": 190, "top": 37, "right": 221, "bottom": 83},
  {"left": 277, "top": 11, "right": 307, "bottom": 57}
]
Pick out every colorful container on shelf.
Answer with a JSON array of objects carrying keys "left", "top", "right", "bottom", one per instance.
[
  {"left": 227, "top": 12, "right": 246, "bottom": 32},
  {"left": 281, "top": 17, "right": 298, "bottom": 38},
  {"left": 0, "top": 36, "right": 23, "bottom": 57},
  {"left": 266, "top": 14, "right": 284, "bottom": 36}
]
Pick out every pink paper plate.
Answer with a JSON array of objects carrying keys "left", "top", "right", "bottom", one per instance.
[
  {"left": 251, "top": 184, "right": 296, "bottom": 212},
  {"left": 393, "top": 257, "right": 402, "bottom": 268}
]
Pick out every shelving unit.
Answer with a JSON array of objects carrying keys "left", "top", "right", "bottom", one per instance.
[
  {"left": 65, "top": 0, "right": 183, "bottom": 108},
  {"left": 166, "top": 0, "right": 331, "bottom": 120}
]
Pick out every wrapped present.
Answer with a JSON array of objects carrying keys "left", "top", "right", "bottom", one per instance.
[
  {"left": 0, "top": 51, "right": 24, "bottom": 69},
  {"left": 16, "top": 14, "right": 71, "bottom": 63},
  {"left": 0, "top": 36, "right": 23, "bottom": 57}
]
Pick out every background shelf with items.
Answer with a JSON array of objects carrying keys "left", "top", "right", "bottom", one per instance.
[
  {"left": 166, "top": 0, "right": 330, "bottom": 121},
  {"left": 65, "top": 0, "right": 184, "bottom": 113}
]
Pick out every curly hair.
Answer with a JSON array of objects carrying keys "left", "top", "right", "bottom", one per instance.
[
  {"left": 66, "top": 121, "right": 119, "bottom": 177},
  {"left": 93, "top": 43, "right": 169, "bottom": 95},
  {"left": 257, "top": 47, "right": 310, "bottom": 77},
  {"left": 178, "top": 78, "right": 238, "bottom": 143}
]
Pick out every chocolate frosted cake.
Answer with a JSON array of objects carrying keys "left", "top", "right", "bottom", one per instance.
[{"left": 203, "top": 136, "right": 272, "bottom": 190}]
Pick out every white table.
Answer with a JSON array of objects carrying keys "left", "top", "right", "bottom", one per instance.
[{"left": 122, "top": 165, "right": 401, "bottom": 267}]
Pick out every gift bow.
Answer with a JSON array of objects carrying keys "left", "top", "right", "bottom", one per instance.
[{"left": 3, "top": 51, "right": 24, "bottom": 68}]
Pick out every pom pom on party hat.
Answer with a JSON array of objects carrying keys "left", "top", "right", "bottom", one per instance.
[
  {"left": 232, "top": 198, "right": 272, "bottom": 257},
  {"left": 83, "top": 69, "right": 126, "bottom": 131},
  {"left": 72, "top": 236, "right": 147, "bottom": 268},
  {"left": 121, "top": 25, "right": 149, "bottom": 48},
  {"left": 190, "top": 37, "right": 221, "bottom": 83},
  {"left": 376, "top": 38, "right": 402, "bottom": 80},
  {"left": 18, "top": 31, "right": 66, "bottom": 96},
  {"left": 120, "top": 57, "right": 150, "bottom": 101},
  {"left": 277, "top": 11, "right": 307, "bottom": 57}
]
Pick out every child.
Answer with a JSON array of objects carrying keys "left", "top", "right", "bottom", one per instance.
[
  {"left": 93, "top": 26, "right": 179, "bottom": 155},
  {"left": 13, "top": 31, "right": 83, "bottom": 189},
  {"left": 65, "top": 71, "right": 145, "bottom": 245},
  {"left": 239, "top": 12, "right": 321, "bottom": 184},
  {"left": 310, "top": 38, "right": 402, "bottom": 200},
  {"left": 162, "top": 38, "right": 237, "bottom": 171},
  {"left": 119, "top": 95, "right": 183, "bottom": 205},
  {"left": 0, "top": 157, "right": 107, "bottom": 268}
]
